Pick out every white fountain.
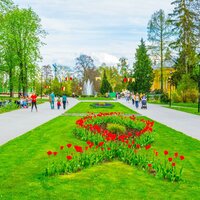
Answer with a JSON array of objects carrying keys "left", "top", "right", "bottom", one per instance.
[{"left": 83, "top": 79, "right": 94, "bottom": 96}]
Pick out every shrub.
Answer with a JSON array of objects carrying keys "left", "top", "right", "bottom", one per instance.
[
  {"left": 107, "top": 123, "right": 126, "bottom": 134},
  {"left": 160, "top": 92, "right": 169, "bottom": 103},
  {"left": 172, "top": 91, "right": 182, "bottom": 103}
]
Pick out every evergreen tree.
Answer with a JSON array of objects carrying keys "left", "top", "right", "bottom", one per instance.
[
  {"left": 133, "top": 39, "right": 154, "bottom": 93},
  {"left": 169, "top": 0, "right": 198, "bottom": 75},
  {"left": 100, "top": 70, "right": 112, "bottom": 94}
]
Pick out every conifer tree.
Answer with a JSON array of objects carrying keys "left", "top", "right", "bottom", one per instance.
[{"left": 133, "top": 39, "right": 154, "bottom": 93}]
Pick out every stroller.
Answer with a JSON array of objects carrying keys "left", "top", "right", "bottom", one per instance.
[{"left": 141, "top": 96, "right": 147, "bottom": 109}]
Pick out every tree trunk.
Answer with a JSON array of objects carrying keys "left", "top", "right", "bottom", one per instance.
[{"left": 9, "top": 67, "right": 13, "bottom": 97}]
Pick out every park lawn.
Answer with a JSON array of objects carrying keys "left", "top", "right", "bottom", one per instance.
[
  {"left": 67, "top": 102, "right": 137, "bottom": 114},
  {"left": 0, "top": 104, "right": 199, "bottom": 199},
  {"left": 78, "top": 97, "right": 115, "bottom": 100},
  {"left": 149, "top": 101, "right": 200, "bottom": 116},
  {"left": 164, "top": 106, "right": 200, "bottom": 116}
]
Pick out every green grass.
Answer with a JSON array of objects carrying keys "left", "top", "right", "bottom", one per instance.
[
  {"left": 67, "top": 102, "right": 137, "bottom": 114},
  {"left": 149, "top": 101, "right": 200, "bottom": 116},
  {"left": 0, "top": 112, "right": 199, "bottom": 199},
  {"left": 165, "top": 106, "right": 200, "bottom": 116},
  {"left": 78, "top": 97, "right": 115, "bottom": 100}
]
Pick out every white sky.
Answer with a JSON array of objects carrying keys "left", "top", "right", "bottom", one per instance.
[{"left": 14, "top": 0, "right": 174, "bottom": 67}]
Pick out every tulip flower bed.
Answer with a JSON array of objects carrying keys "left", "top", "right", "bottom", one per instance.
[{"left": 45, "top": 112, "right": 185, "bottom": 182}]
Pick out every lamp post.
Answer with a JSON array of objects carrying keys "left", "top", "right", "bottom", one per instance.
[
  {"left": 168, "top": 71, "right": 173, "bottom": 107},
  {"left": 40, "top": 72, "right": 43, "bottom": 99}
]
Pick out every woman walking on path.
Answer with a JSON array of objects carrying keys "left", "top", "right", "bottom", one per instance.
[
  {"left": 131, "top": 93, "right": 135, "bottom": 105},
  {"left": 62, "top": 94, "right": 68, "bottom": 109},
  {"left": 30, "top": 93, "right": 38, "bottom": 112},
  {"left": 49, "top": 92, "right": 55, "bottom": 109},
  {"left": 135, "top": 93, "right": 140, "bottom": 109}
]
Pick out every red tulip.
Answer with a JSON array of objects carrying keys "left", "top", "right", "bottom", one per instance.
[
  {"left": 53, "top": 152, "right": 58, "bottom": 156},
  {"left": 107, "top": 147, "right": 111, "bottom": 151},
  {"left": 172, "top": 162, "right": 176, "bottom": 167},
  {"left": 180, "top": 155, "right": 185, "bottom": 160},
  {"left": 47, "top": 151, "right": 52, "bottom": 156},
  {"left": 148, "top": 163, "right": 152, "bottom": 168},
  {"left": 74, "top": 145, "right": 83, "bottom": 153},
  {"left": 128, "top": 144, "right": 132, "bottom": 148},
  {"left": 168, "top": 157, "right": 173, "bottom": 162},
  {"left": 155, "top": 151, "right": 158, "bottom": 156},
  {"left": 145, "top": 144, "right": 151, "bottom": 150},
  {"left": 174, "top": 152, "right": 178, "bottom": 158},
  {"left": 136, "top": 144, "right": 140, "bottom": 149},
  {"left": 60, "top": 146, "right": 64, "bottom": 150},
  {"left": 98, "top": 141, "right": 104, "bottom": 146},
  {"left": 67, "top": 144, "right": 72, "bottom": 148},
  {"left": 132, "top": 140, "right": 135, "bottom": 145},
  {"left": 66, "top": 155, "right": 72, "bottom": 160},
  {"left": 85, "top": 146, "right": 89, "bottom": 151},
  {"left": 164, "top": 150, "right": 168, "bottom": 155}
]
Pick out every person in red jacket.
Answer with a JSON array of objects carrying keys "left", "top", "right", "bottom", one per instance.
[{"left": 30, "top": 93, "right": 38, "bottom": 112}]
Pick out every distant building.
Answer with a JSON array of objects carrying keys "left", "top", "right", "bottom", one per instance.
[{"left": 151, "top": 67, "right": 175, "bottom": 92}]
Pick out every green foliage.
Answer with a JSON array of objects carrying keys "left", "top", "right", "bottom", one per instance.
[
  {"left": 107, "top": 123, "right": 126, "bottom": 134},
  {"left": 160, "top": 92, "right": 170, "bottom": 103},
  {"left": 100, "top": 70, "right": 113, "bottom": 94},
  {"left": 169, "top": 0, "right": 198, "bottom": 75},
  {"left": 126, "top": 80, "right": 135, "bottom": 92},
  {"left": 133, "top": 39, "right": 154, "bottom": 93},
  {"left": 0, "top": 7, "right": 46, "bottom": 97},
  {"left": 177, "top": 74, "right": 197, "bottom": 102}
]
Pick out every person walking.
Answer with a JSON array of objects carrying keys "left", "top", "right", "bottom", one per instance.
[
  {"left": 30, "top": 92, "right": 37, "bottom": 112},
  {"left": 62, "top": 94, "right": 68, "bottom": 109},
  {"left": 49, "top": 92, "right": 55, "bottom": 109},
  {"left": 131, "top": 93, "right": 135, "bottom": 105},
  {"left": 135, "top": 93, "right": 140, "bottom": 109}
]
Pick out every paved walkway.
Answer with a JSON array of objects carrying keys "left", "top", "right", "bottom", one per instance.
[
  {"left": 1, "top": 98, "right": 199, "bottom": 146},
  {"left": 0, "top": 98, "right": 79, "bottom": 146},
  {"left": 118, "top": 99, "right": 200, "bottom": 140}
]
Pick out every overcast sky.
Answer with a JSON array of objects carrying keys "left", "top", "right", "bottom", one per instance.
[{"left": 14, "top": 0, "right": 173, "bottom": 67}]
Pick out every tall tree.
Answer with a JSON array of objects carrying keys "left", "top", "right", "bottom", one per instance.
[
  {"left": 100, "top": 70, "right": 112, "bottom": 95},
  {"left": 169, "top": 0, "right": 198, "bottom": 75},
  {"left": 99, "top": 64, "right": 122, "bottom": 91},
  {"left": 147, "top": 9, "right": 172, "bottom": 92},
  {"left": 75, "top": 54, "right": 95, "bottom": 80},
  {"left": 0, "top": 8, "right": 46, "bottom": 96},
  {"left": 133, "top": 39, "right": 154, "bottom": 93},
  {"left": 117, "top": 57, "right": 129, "bottom": 77}
]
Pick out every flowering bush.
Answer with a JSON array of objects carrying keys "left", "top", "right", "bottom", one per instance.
[{"left": 45, "top": 112, "right": 185, "bottom": 182}]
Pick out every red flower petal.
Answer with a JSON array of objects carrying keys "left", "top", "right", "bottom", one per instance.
[
  {"left": 180, "top": 155, "right": 185, "bottom": 160},
  {"left": 66, "top": 155, "right": 72, "bottom": 160}
]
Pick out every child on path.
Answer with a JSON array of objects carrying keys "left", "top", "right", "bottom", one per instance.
[{"left": 57, "top": 96, "right": 61, "bottom": 110}]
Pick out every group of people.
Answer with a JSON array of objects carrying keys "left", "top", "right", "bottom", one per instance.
[
  {"left": 124, "top": 92, "right": 147, "bottom": 109},
  {"left": 18, "top": 92, "right": 69, "bottom": 112},
  {"left": 49, "top": 92, "right": 68, "bottom": 110}
]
